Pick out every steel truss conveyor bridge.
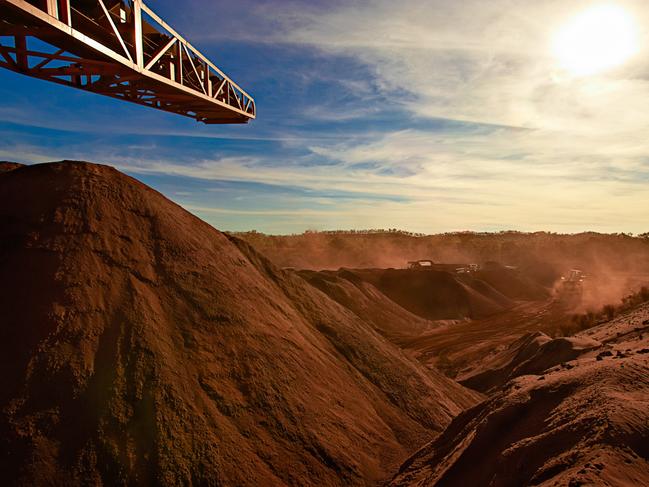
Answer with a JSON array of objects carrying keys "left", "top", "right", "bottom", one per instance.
[{"left": 0, "top": 0, "right": 256, "bottom": 124}]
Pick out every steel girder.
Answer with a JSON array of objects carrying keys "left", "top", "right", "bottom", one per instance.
[{"left": 0, "top": 0, "right": 256, "bottom": 124}]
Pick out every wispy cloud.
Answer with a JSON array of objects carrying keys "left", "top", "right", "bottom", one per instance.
[
  {"left": 268, "top": 0, "right": 649, "bottom": 133},
  {"left": 2, "top": 0, "right": 649, "bottom": 234}
]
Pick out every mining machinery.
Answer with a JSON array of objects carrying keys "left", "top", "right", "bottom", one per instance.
[
  {"left": 559, "top": 269, "right": 586, "bottom": 305},
  {"left": 407, "top": 260, "right": 434, "bottom": 269}
]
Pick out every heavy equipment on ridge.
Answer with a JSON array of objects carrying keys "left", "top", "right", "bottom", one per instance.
[{"left": 559, "top": 269, "right": 586, "bottom": 305}]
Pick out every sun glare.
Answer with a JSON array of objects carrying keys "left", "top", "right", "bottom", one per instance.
[{"left": 553, "top": 4, "right": 639, "bottom": 77}]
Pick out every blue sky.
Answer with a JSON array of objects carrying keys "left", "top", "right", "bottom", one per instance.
[{"left": 2, "top": 0, "right": 649, "bottom": 234}]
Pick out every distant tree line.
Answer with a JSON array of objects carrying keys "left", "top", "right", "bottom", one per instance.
[{"left": 233, "top": 229, "right": 649, "bottom": 239}]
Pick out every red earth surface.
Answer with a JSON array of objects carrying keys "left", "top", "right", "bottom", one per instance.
[{"left": 1, "top": 161, "right": 648, "bottom": 486}]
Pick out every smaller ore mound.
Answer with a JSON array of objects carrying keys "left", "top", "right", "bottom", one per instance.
[
  {"left": 460, "top": 332, "right": 600, "bottom": 393},
  {"left": 476, "top": 261, "right": 549, "bottom": 301},
  {"left": 391, "top": 304, "right": 649, "bottom": 487},
  {"left": 328, "top": 268, "right": 514, "bottom": 321},
  {"left": 392, "top": 361, "right": 649, "bottom": 487},
  {"left": 298, "top": 269, "right": 435, "bottom": 344}
]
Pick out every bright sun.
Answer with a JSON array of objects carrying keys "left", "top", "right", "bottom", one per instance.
[{"left": 553, "top": 4, "right": 639, "bottom": 76}]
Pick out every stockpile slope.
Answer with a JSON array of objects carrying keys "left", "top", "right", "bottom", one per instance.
[
  {"left": 0, "top": 162, "right": 480, "bottom": 486},
  {"left": 297, "top": 268, "right": 532, "bottom": 343},
  {"left": 0, "top": 162, "right": 24, "bottom": 173},
  {"left": 474, "top": 262, "right": 549, "bottom": 301},
  {"left": 298, "top": 269, "right": 438, "bottom": 344},
  {"left": 391, "top": 303, "right": 649, "bottom": 486},
  {"left": 458, "top": 332, "right": 600, "bottom": 393},
  {"left": 344, "top": 269, "right": 512, "bottom": 321}
]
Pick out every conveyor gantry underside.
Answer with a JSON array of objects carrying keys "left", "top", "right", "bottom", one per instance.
[{"left": 0, "top": 0, "right": 256, "bottom": 124}]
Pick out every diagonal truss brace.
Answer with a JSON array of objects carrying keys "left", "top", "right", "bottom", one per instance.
[{"left": 0, "top": 0, "right": 256, "bottom": 124}]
